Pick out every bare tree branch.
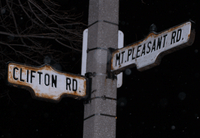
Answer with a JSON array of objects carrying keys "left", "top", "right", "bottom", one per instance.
[
  {"left": 0, "top": 0, "right": 86, "bottom": 78},
  {"left": 141, "top": 0, "right": 146, "bottom": 4}
]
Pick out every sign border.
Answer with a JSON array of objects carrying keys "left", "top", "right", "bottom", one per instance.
[
  {"left": 109, "top": 21, "right": 195, "bottom": 74},
  {"left": 6, "top": 62, "right": 90, "bottom": 102}
]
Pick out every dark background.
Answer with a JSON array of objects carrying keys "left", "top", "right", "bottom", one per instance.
[{"left": 1, "top": 0, "right": 200, "bottom": 137}]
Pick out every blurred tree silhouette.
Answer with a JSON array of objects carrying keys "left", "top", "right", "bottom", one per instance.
[{"left": 0, "top": 0, "right": 85, "bottom": 77}]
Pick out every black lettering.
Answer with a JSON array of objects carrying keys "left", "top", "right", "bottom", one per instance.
[
  {"left": 157, "top": 37, "right": 162, "bottom": 50},
  {"left": 121, "top": 51, "right": 125, "bottom": 63},
  {"left": 151, "top": 39, "right": 156, "bottom": 52},
  {"left": 44, "top": 74, "right": 50, "bottom": 86},
  {"left": 136, "top": 45, "right": 142, "bottom": 58},
  {"left": 27, "top": 70, "right": 29, "bottom": 82},
  {"left": 171, "top": 31, "right": 176, "bottom": 44},
  {"left": 13, "top": 67, "right": 18, "bottom": 80},
  {"left": 176, "top": 29, "right": 182, "bottom": 42},
  {"left": 116, "top": 53, "right": 120, "bottom": 66},
  {"left": 52, "top": 75, "right": 57, "bottom": 88},
  {"left": 163, "top": 34, "right": 167, "bottom": 47},
  {"left": 147, "top": 41, "right": 151, "bottom": 54},
  {"left": 127, "top": 49, "right": 132, "bottom": 62},
  {"left": 66, "top": 78, "right": 71, "bottom": 90},
  {"left": 72, "top": 79, "right": 77, "bottom": 91},
  {"left": 132, "top": 48, "right": 135, "bottom": 60},
  {"left": 19, "top": 68, "right": 24, "bottom": 82},
  {"left": 141, "top": 44, "right": 146, "bottom": 56},
  {"left": 37, "top": 72, "right": 42, "bottom": 85},
  {"left": 30, "top": 70, "right": 36, "bottom": 83}
]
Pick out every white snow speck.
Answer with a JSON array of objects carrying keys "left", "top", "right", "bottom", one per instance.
[{"left": 171, "top": 125, "right": 176, "bottom": 130}]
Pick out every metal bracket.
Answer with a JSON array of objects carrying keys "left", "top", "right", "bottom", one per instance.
[
  {"left": 84, "top": 72, "right": 93, "bottom": 104},
  {"left": 107, "top": 48, "right": 117, "bottom": 80}
]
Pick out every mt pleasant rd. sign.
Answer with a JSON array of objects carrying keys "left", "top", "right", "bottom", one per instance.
[
  {"left": 110, "top": 21, "right": 195, "bottom": 74},
  {"left": 7, "top": 62, "right": 88, "bottom": 102}
]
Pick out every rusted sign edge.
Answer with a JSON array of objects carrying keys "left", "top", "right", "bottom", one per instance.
[
  {"left": 6, "top": 62, "right": 90, "bottom": 102},
  {"left": 109, "top": 21, "right": 195, "bottom": 74},
  {"left": 139, "top": 27, "right": 195, "bottom": 72}
]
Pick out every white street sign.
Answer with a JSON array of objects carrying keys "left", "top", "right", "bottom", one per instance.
[
  {"left": 117, "top": 30, "right": 124, "bottom": 88},
  {"left": 110, "top": 21, "right": 195, "bottom": 74},
  {"left": 81, "top": 29, "right": 88, "bottom": 77},
  {"left": 81, "top": 29, "right": 124, "bottom": 88},
  {"left": 7, "top": 62, "right": 88, "bottom": 101}
]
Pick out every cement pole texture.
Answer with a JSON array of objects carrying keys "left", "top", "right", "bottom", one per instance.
[{"left": 83, "top": 0, "right": 119, "bottom": 138}]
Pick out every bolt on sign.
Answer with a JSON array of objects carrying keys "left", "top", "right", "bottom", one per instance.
[
  {"left": 110, "top": 21, "right": 195, "bottom": 74},
  {"left": 7, "top": 62, "right": 89, "bottom": 102}
]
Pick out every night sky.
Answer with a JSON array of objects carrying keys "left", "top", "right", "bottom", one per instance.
[{"left": 1, "top": 0, "right": 200, "bottom": 138}]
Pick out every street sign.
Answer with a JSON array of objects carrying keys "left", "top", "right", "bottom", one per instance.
[
  {"left": 117, "top": 30, "right": 124, "bottom": 88},
  {"left": 7, "top": 62, "right": 88, "bottom": 101},
  {"left": 81, "top": 29, "right": 88, "bottom": 77},
  {"left": 110, "top": 21, "right": 195, "bottom": 74},
  {"left": 81, "top": 29, "right": 124, "bottom": 88}
]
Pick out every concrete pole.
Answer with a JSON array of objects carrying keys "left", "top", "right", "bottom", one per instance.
[{"left": 83, "top": 0, "right": 119, "bottom": 138}]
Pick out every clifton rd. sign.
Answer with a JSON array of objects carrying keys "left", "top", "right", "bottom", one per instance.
[
  {"left": 110, "top": 21, "right": 195, "bottom": 74},
  {"left": 7, "top": 62, "right": 88, "bottom": 101}
]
